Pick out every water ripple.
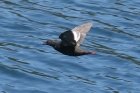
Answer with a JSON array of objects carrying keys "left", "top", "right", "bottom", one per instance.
[{"left": 0, "top": 0, "right": 140, "bottom": 93}]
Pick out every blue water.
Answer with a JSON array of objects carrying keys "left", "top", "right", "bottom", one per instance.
[{"left": 0, "top": 0, "right": 140, "bottom": 93}]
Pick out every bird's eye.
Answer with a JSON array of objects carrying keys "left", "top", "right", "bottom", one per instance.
[{"left": 47, "top": 40, "right": 51, "bottom": 44}]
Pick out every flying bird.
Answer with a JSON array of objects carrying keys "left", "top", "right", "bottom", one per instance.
[{"left": 43, "top": 22, "right": 95, "bottom": 56}]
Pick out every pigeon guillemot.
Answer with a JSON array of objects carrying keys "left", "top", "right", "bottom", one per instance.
[{"left": 43, "top": 22, "right": 95, "bottom": 56}]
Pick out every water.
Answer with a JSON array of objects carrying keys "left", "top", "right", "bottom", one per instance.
[{"left": 0, "top": 0, "right": 140, "bottom": 93}]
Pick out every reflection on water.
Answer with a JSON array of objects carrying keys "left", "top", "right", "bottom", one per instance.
[{"left": 0, "top": 0, "right": 140, "bottom": 93}]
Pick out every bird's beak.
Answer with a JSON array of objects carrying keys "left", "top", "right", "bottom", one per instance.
[{"left": 42, "top": 42, "right": 46, "bottom": 45}]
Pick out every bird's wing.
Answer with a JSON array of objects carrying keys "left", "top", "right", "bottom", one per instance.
[
  {"left": 59, "top": 31, "right": 77, "bottom": 47},
  {"left": 71, "top": 22, "right": 93, "bottom": 46},
  {"left": 59, "top": 22, "right": 93, "bottom": 47}
]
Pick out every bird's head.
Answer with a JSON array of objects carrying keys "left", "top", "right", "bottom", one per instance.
[{"left": 43, "top": 40, "right": 58, "bottom": 46}]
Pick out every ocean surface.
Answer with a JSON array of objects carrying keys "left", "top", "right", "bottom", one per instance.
[{"left": 0, "top": 0, "right": 140, "bottom": 93}]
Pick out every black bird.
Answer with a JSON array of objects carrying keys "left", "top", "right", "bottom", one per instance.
[{"left": 43, "top": 22, "right": 95, "bottom": 56}]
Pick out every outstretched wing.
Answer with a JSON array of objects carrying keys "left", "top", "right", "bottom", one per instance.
[
  {"left": 72, "top": 22, "right": 93, "bottom": 46},
  {"left": 59, "top": 30, "right": 77, "bottom": 47},
  {"left": 59, "top": 22, "right": 93, "bottom": 47}
]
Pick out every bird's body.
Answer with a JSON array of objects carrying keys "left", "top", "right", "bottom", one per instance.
[
  {"left": 47, "top": 40, "right": 91, "bottom": 56},
  {"left": 44, "top": 22, "right": 95, "bottom": 56}
]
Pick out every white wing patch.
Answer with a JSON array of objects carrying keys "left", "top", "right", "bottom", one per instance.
[{"left": 72, "top": 31, "right": 80, "bottom": 42}]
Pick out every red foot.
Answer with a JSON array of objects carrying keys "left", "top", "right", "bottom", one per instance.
[{"left": 91, "top": 52, "right": 95, "bottom": 55}]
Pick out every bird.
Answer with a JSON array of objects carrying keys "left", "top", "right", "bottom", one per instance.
[{"left": 43, "top": 22, "right": 95, "bottom": 56}]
